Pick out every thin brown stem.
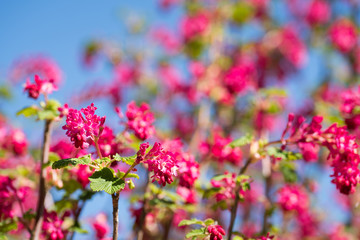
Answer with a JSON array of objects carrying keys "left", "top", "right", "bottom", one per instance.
[
  {"left": 94, "top": 137, "right": 103, "bottom": 160},
  {"left": 31, "top": 120, "right": 53, "bottom": 240},
  {"left": 227, "top": 158, "right": 252, "bottom": 240},
  {"left": 137, "top": 172, "right": 151, "bottom": 240},
  {"left": 162, "top": 211, "right": 174, "bottom": 240},
  {"left": 112, "top": 193, "right": 120, "bottom": 240}
]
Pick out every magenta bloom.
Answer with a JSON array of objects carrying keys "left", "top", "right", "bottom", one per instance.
[
  {"left": 277, "top": 184, "right": 309, "bottom": 212},
  {"left": 0, "top": 176, "right": 16, "bottom": 220},
  {"left": 41, "top": 211, "right": 67, "bottom": 240},
  {"left": 24, "top": 75, "right": 58, "bottom": 99},
  {"left": 138, "top": 142, "right": 178, "bottom": 186},
  {"left": 92, "top": 213, "right": 110, "bottom": 239},
  {"left": 211, "top": 133, "right": 243, "bottom": 166},
  {"left": 224, "top": 61, "right": 256, "bottom": 94},
  {"left": 210, "top": 172, "right": 238, "bottom": 202},
  {"left": 125, "top": 101, "right": 155, "bottom": 141},
  {"left": 306, "top": 0, "right": 331, "bottom": 25},
  {"left": 181, "top": 12, "right": 209, "bottom": 40},
  {"left": 62, "top": 103, "right": 106, "bottom": 149},
  {"left": 279, "top": 27, "right": 307, "bottom": 67},
  {"left": 329, "top": 18, "right": 357, "bottom": 53},
  {"left": 207, "top": 224, "right": 226, "bottom": 240}
]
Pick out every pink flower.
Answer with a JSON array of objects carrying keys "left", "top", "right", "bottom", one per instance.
[
  {"left": 176, "top": 186, "right": 197, "bottom": 204},
  {"left": 92, "top": 213, "right": 110, "bottom": 239},
  {"left": 139, "top": 142, "right": 179, "bottom": 186},
  {"left": 158, "top": 64, "right": 183, "bottom": 92},
  {"left": 298, "top": 142, "right": 319, "bottom": 162},
  {"left": 277, "top": 184, "right": 309, "bottom": 212},
  {"left": 50, "top": 139, "right": 86, "bottom": 159},
  {"left": 181, "top": 12, "right": 209, "bottom": 40},
  {"left": 10, "top": 55, "right": 62, "bottom": 84},
  {"left": 189, "top": 61, "right": 206, "bottom": 79},
  {"left": 279, "top": 27, "right": 307, "bottom": 67},
  {"left": 329, "top": 19, "right": 357, "bottom": 53},
  {"left": 257, "top": 232, "right": 275, "bottom": 240},
  {"left": 41, "top": 211, "right": 67, "bottom": 240},
  {"left": 3, "top": 128, "right": 28, "bottom": 156},
  {"left": 69, "top": 164, "right": 93, "bottom": 188},
  {"left": 177, "top": 154, "right": 199, "bottom": 188},
  {"left": 62, "top": 103, "right": 106, "bottom": 149},
  {"left": 97, "top": 126, "right": 120, "bottom": 157},
  {"left": 207, "top": 224, "right": 225, "bottom": 240},
  {"left": 24, "top": 75, "right": 58, "bottom": 99},
  {"left": 0, "top": 176, "right": 16, "bottom": 220},
  {"left": 223, "top": 61, "right": 256, "bottom": 94},
  {"left": 114, "top": 63, "right": 137, "bottom": 85},
  {"left": 151, "top": 27, "right": 180, "bottom": 54},
  {"left": 211, "top": 133, "right": 243, "bottom": 166},
  {"left": 210, "top": 172, "right": 238, "bottom": 202},
  {"left": 306, "top": 0, "right": 331, "bottom": 25},
  {"left": 125, "top": 101, "right": 155, "bottom": 141}
]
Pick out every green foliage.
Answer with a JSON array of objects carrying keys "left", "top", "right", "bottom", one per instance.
[
  {"left": 17, "top": 106, "right": 39, "bottom": 118},
  {"left": 113, "top": 153, "right": 136, "bottom": 166},
  {"left": 232, "top": 2, "right": 254, "bottom": 24},
  {"left": 185, "top": 228, "right": 207, "bottom": 239},
  {"left": 116, "top": 170, "right": 139, "bottom": 179},
  {"left": 178, "top": 218, "right": 204, "bottom": 227},
  {"left": 184, "top": 37, "right": 205, "bottom": 59},
  {"left": 52, "top": 154, "right": 92, "bottom": 169},
  {"left": 266, "top": 147, "right": 302, "bottom": 161},
  {"left": 280, "top": 161, "right": 298, "bottom": 183},
  {"left": 0, "top": 219, "right": 17, "bottom": 233},
  {"left": 228, "top": 133, "right": 253, "bottom": 148},
  {"left": 89, "top": 167, "right": 125, "bottom": 194},
  {"left": 0, "top": 84, "right": 12, "bottom": 99}
]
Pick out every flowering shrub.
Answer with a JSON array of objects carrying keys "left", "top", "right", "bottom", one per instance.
[{"left": 1, "top": 1, "right": 360, "bottom": 240}]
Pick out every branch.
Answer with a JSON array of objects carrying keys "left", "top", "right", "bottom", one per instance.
[{"left": 227, "top": 158, "right": 252, "bottom": 240}]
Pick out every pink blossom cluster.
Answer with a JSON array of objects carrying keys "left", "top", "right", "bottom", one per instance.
[
  {"left": 92, "top": 213, "right": 110, "bottom": 240},
  {"left": 340, "top": 87, "right": 360, "bottom": 130},
  {"left": 277, "top": 185, "right": 318, "bottom": 237},
  {"left": 209, "top": 133, "right": 243, "bottom": 166},
  {"left": 97, "top": 126, "right": 122, "bottom": 157},
  {"left": 10, "top": 55, "right": 62, "bottom": 84},
  {"left": 41, "top": 210, "right": 68, "bottom": 240},
  {"left": 224, "top": 61, "right": 256, "bottom": 94},
  {"left": 207, "top": 224, "right": 225, "bottom": 240},
  {"left": 137, "top": 142, "right": 178, "bottom": 186},
  {"left": 279, "top": 27, "right": 307, "bottom": 67},
  {"left": 0, "top": 124, "right": 28, "bottom": 156},
  {"left": 124, "top": 101, "right": 155, "bottom": 141},
  {"left": 257, "top": 232, "right": 275, "bottom": 240},
  {"left": 181, "top": 12, "right": 209, "bottom": 41},
  {"left": 329, "top": 18, "right": 358, "bottom": 53},
  {"left": 62, "top": 103, "right": 106, "bottom": 149},
  {"left": 210, "top": 172, "right": 238, "bottom": 202},
  {"left": 162, "top": 139, "right": 199, "bottom": 188},
  {"left": 0, "top": 176, "right": 16, "bottom": 219},
  {"left": 277, "top": 184, "right": 309, "bottom": 212},
  {"left": 24, "top": 75, "right": 58, "bottom": 99},
  {"left": 306, "top": 0, "right": 331, "bottom": 25},
  {"left": 282, "top": 114, "right": 360, "bottom": 194}
]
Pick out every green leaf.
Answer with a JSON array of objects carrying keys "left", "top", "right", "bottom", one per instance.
[
  {"left": 228, "top": 133, "right": 253, "bottom": 148},
  {"left": 38, "top": 99, "right": 61, "bottom": 120},
  {"left": 113, "top": 154, "right": 136, "bottom": 166},
  {"left": 52, "top": 154, "right": 92, "bottom": 169},
  {"left": 185, "top": 228, "right": 207, "bottom": 238},
  {"left": 280, "top": 161, "right": 297, "bottom": 183},
  {"left": 0, "top": 84, "right": 12, "bottom": 99},
  {"left": 232, "top": 2, "right": 254, "bottom": 24},
  {"left": 89, "top": 168, "right": 125, "bottom": 194},
  {"left": 0, "top": 220, "right": 18, "bottom": 233},
  {"left": 203, "top": 187, "right": 221, "bottom": 199},
  {"left": 204, "top": 219, "right": 214, "bottom": 226},
  {"left": 178, "top": 218, "right": 204, "bottom": 227},
  {"left": 260, "top": 88, "right": 288, "bottom": 97},
  {"left": 266, "top": 148, "right": 302, "bottom": 161},
  {"left": 16, "top": 106, "right": 39, "bottom": 118}
]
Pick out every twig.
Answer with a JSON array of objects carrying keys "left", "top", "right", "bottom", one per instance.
[
  {"left": 112, "top": 193, "right": 120, "bottom": 240},
  {"left": 31, "top": 120, "right": 53, "bottom": 240},
  {"left": 227, "top": 158, "right": 252, "bottom": 240}
]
